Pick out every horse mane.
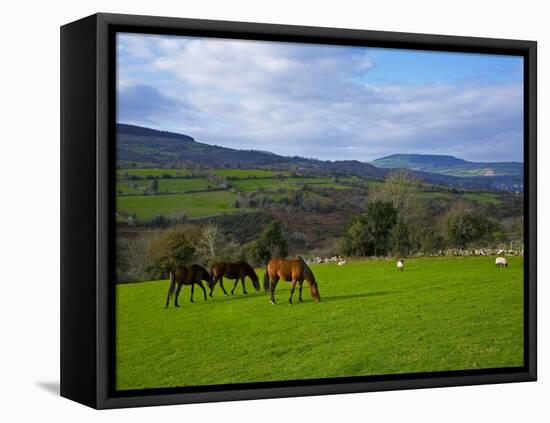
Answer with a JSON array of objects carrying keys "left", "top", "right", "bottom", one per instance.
[{"left": 241, "top": 261, "right": 258, "bottom": 280}]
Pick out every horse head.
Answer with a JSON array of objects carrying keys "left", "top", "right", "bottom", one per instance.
[{"left": 249, "top": 268, "right": 261, "bottom": 291}]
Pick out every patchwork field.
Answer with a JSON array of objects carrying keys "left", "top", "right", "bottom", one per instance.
[
  {"left": 116, "top": 256, "right": 524, "bottom": 390},
  {"left": 115, "top": 168, "right": 509, "bottom": 224},
  {"left": 116, "top": 191, "right": 245, "bottom": 219},
  {"left": 230, "top": 177, "right": 351, "bottom": 192}
]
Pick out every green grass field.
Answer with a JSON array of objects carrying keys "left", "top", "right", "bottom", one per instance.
[
  {"left": 116, "top": 191, "right": 244, "bottom": 219},
  {"left": 116, "top": 256, "right": 523, "bottom": 390},
  {"left": 128, "top": 177, "right": 215, "bottom": 193},
  {"left": 462, "top": 193, "right": 502, "bottom": 205},
  {"left": 231, "top": 177, "right": 351, "bottom": 192},
  {"left": 116, "top": 182, "right": 144, "bottom": 195},
  {"left": 117, "top": 168, "right": 192, "bottom": 178},
  {"left": 213, "top": 169, "right": 288, "bottom": 178}
]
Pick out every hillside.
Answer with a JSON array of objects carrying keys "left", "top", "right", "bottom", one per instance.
[
  {"left": 372, "top": 154, "right": 523, "bottom": 178},
  {"left": 117, "top": 123, "right": 385, "bottom": 177},
  {"left": 116, "top": 124, "right": 523, "bottom": 191}
]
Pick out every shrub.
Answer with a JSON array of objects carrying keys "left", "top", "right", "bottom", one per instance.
[{"left": 144, "top": 226, "right": 198, "bottom": 277}]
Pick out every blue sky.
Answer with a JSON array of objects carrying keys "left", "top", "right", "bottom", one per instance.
[{"left": 117, "top": 33, "right": 524, "bottom": 162}]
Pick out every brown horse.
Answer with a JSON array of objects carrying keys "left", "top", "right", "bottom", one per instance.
[
  {"left": 264, "top": 257, "right": 321, "bottom": 305},
  {"left": 165, "top": 264, "right": 212, "bottom": 308},
  {"left": 210, "top": 261, "right": 260, "bottom": 296}
]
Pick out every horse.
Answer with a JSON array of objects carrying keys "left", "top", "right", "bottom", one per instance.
[
  {"left": 209, "top": 261, "right": 260, "bottom": 296},
  {"left": 397, "top": 260, "right": 404, "bottom": 271},
  {"left": 264, "top": 257, "right": 321, "bottom": 305},
  {"left": 165, "top": 264, "right": 212, "bottom": 308},
  {"left": 495, "top": 257, "right": 508, "bottom": 268}
]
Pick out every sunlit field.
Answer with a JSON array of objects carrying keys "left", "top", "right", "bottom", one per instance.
[{"left": 116, "top": 256, "right": 523, "bottom": 390}]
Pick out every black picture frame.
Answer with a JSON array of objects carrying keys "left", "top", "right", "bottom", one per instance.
[{"left": 61, "top": 12, "right": 537, "bottom": 409}]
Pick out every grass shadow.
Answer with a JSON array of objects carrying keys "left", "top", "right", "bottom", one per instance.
[{"left": 323, "top": 290, "right": 399, "bottom": 302}]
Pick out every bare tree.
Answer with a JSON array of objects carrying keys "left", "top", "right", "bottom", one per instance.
[
  {"left": 198, "top": 223, "right": 226, "bottom": 261},
  {"left": 369, "top": 170, "right": 421, "bottom": 223}
]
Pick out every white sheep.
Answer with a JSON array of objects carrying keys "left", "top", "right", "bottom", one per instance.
[
  {"left": 397, "top": 260, "right": 404, "bottom": 271},
  {"left": 495, "top": 257, "right": 508, "bottom": 268},
  {"left": 338, "top": 260, "right": 347, "bottom": 266}
]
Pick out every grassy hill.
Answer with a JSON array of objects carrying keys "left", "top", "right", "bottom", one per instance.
[
  {"left": 116, "top": 256, "right": 524, "bottom": 390},
  {"left": 373, "top": 154, "right": 523, "bottom": 178}
]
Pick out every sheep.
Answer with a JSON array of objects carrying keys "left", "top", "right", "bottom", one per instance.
[
  {"left": 495, "top": 257, "right": 508, "bottom": 268},
  {"left": 397, "top": 260, "right": 404, "bottom": 271},
  {"left": 338, "top": 260, "right": 347, "bottom": 266}
]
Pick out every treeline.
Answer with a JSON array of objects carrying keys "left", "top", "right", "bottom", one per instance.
[
  {"left": 341, "top": 171, "right": 516, "bottom": 257},
  {"left": 117, "top": 220, "right": 288, "bottom": 283}
]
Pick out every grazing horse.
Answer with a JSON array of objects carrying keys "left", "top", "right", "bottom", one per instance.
[
  {"left": 264, "top": 257, "right": 321, "bottom": 305},
  {"left": 495, "top": 257, "right": 508, "bottom": 268},
  {"left": 165, "top": 264, "right": 212, "bottom": 308},
  {"left": 210, "top": 261, "right": 260, "bottom": 296}
]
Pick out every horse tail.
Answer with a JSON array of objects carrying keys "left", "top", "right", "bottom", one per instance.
[
  {"left": 165, "top": 270, "right": 176, "bottom": 308},
  {"left": 263, "top": 264, "right": 271, "bottom": 292}
]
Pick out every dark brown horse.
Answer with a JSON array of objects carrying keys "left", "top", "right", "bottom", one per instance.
[
  {"left": 165, "top": 264, "right": 212, "bottom": 308},
  {"left": 264, "top": 257, "right": 321, "bottom": 305},
  {"left": 210, "top": 261, "right": 260, "bottom": 296}
]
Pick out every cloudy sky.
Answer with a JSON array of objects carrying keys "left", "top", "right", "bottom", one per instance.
[{"left": 117, "top": 33, "right": 524, "bottom": 162}]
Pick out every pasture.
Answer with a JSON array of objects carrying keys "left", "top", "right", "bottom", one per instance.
[
  {"left": 116, "top": 256, "right": 523, "bottom": 390},
  {"left": 117, "top": 168, "right": 192, "bottom": 178},
  {"left": 231, "top": 177, "right": 351, "bottom": 192},
  {"left": 131, "top": 177, "right": 215, "bottom": 193},
  {"left": 116, "top": 191, "right": 246, "bottom": 219}
]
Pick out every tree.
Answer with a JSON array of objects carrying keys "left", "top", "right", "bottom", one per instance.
[
  {"left": 150, "top": 178, "right": 159, "bottom": 193},
  {"left": 370, "top": 170, "right": 427, "bottom": 253},
  {"left": 144, "top": 226, "right": 197, "bottom": 277},
  {"left": 253, "top": 220, "right": 288, "bottom": 264},
  {"left": 392, "top": 218, "right": 411, "bottom": 256},
  {"left": 369, "top": 170, "right": 420, "bottom": 223},
  {"left": 198, "top": 223, "right": 224, "bottom": 258},
  {"left": 444, "top": 204, "right": 498, "bottom": 248},
  {"left": 343, "top": 200, "right": 397, "bottom": 256}
]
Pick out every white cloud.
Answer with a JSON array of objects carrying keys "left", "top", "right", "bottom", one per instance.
[{"left": 116, "top": 34, "right": 523, "bottom": 162}]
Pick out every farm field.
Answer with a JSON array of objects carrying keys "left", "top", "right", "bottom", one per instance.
[
  {"left": 116, "top": 191, "right": 245, "bottom": 219},
  {"left": 213, "top": 169, "right": 288, "bottom": 178},
  {"left": 117, "top": 168, "right": 192, "bottom": 178},
  {"left": 115, "top": 168, "right": 510, "bottom": 225},
  {"left": 116, "top": 256, "right": 524, "bottom": 390},
  {"left": 461, "top": 192, "right": 502, "bottom": 205},
  {"left": 129, "top": 177, "right": 215, "bottom": 193},
  {"left": 231, "top": 177, "right": 352, "bottom": 192}
]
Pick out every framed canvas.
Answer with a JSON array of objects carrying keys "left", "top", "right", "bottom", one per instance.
[{"left": 60, "top": 13, "right": 537, "bottom": 409}]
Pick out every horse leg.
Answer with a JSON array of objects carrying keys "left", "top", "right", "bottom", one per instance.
[
  {"left": 241, "top": 278, "right": 248, "bottom": 295},
  {"left": 219, "top": 278, "right": 228, "bottom": 296},
  {"left": 208, "top": 278, "right": 215, "bottom": 297},
  {"left": 190, "top": 283, "right": 195, "bottom": 303},
  {"left": 197, "top": 281, "right": 207, "bottom": 301},
  {"left": 270, "top": 278, "right": 279, "bottom": 305},
  {"left": 231, "top": 279, "right": 239, "bottom": 295},
  {"left": 165, "top": 274, "right": 176, "bottom": 308},
  {"left": 298, "top": 280, "right": 304, "bottom": 303},
  {"left": 174, "top": 283, "right": 183, "bottom": 307},
  {"left": 288, "top": 279, "right": 297, "bottom": 305}
]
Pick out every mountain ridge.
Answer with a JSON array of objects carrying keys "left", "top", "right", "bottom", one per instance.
[
  {"left": 372, "top": 153, "right": 523, "bottom": 177},
  {"left": 116, "top": 123, "right": 523, "bottom": 191}
]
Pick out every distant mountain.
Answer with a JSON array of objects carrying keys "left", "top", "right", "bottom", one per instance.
[
  {"left": 372, "top": 154, "right": 523, "bottom": 178},
  {"left": 116, "top": 123, "right": 385, "bottom": 177},
  {"left": 116, "top": 124, "right": 523, "bottom": 191}
]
